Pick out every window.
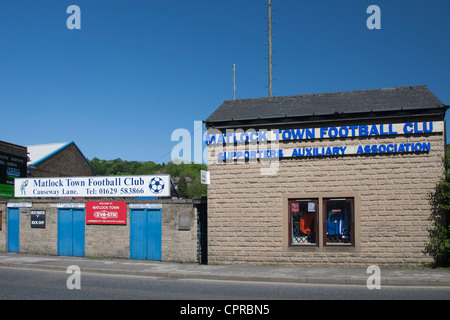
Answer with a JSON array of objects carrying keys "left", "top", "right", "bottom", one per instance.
[
  {"left": 287, "top": 196, "right": 356, "bottom": 248},
  {"left": 323, "top": 198, "right": 354, "bottom": 246},
  {"left": 289, "top": 199, "right": 318, "bottom": 245}
]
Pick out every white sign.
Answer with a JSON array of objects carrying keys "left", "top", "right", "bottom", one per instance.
[
  {"left": 7, "top": 202, "right": 32, "bottom": 208},
  {"left": 201, "top": 170, "right": 210, "bottom": 185},
  {"left": 15, "top": 175, "right": 171, "bottom": 198},
  {"left": 128, "top": 203, "right": 162, "bottom": 209},
  {"left": 57, "top": 203, "right": 86, "bottom": 208}
]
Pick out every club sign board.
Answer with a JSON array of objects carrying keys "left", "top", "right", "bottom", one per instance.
[{"left": 14, "top": 175, "right": 171, "bottom": 198}]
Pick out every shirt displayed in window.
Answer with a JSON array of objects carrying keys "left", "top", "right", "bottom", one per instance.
[
  {"left": 327, "top": 211, "right": 344, "bottom": 235},
  {"left": 326, "top": 208, "right": 350, "bottom": 238},
  {"left": 300, "top": 212, "right": 315, "bottom": 235}
]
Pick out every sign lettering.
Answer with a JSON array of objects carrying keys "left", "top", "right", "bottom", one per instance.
[
  {"left": 206, "top": 121, "right": 443, "bottom": 145},
  {"left": 208, "top": 121, "right": 442, "bottom": 162}
]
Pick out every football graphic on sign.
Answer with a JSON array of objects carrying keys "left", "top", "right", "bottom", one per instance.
[{"left": 149, "top": 177, "right": 165, "bottom": 194}]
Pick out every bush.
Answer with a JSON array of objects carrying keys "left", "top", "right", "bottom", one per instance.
[{"left": 427, "top": 157, "right": 450, "bottom": 267}]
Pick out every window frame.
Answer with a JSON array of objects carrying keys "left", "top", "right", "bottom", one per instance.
[
  {"left": 283, "top": 193, "right": 360, "bottom": 251},
  {"left": 323, "top": 198, "right": 355, "bottom": 247},
  {"left": 288, "top": 199, "right": 319, "bottom": 247}
]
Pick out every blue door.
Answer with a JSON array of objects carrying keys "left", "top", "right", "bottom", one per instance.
[
  {"left": 130, "top": 209, "right": 147, "bottom": 260},
  {"left": 130, "top": 209, "right": 161, "bottom": 260},
  {"left": 147, "top": 210, "right": 162, "bottom": 260},
  {"left": 58, "top": 209, "right": 85, "bottom": 257},
  {"left": 7, "top": 208, "right": 20, "bottom": 253}
]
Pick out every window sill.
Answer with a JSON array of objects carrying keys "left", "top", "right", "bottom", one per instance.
[
  {"left": 289, "top": 243, "right": 318, "bottom": 247},
  {"left": 285, "top": 244, "right": 358, "bottom": 252}
]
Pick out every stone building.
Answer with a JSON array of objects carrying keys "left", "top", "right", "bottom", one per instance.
[
  {"left": 204, "top": 85, "right": 448, "bottom": 267},
  {"left": 27, "top": 141, "right": 95, "bottom": 177}
]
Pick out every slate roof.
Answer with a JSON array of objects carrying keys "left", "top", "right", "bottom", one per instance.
[{"left": 205, "top": 85, "right": 447, "bottom": 128}]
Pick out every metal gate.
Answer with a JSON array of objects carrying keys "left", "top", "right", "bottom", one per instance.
[
  {"left": 130, "top": 208, "right": 161, "bottom": 260},
  {"left": 194, "top": 196, "right": 207, "bottom": 264},
  {"left": 57, "top": 208, "right": 85, "bottom": 257},
  {"left": 7, "top": 208, "right": 20, "bottom": 253}
]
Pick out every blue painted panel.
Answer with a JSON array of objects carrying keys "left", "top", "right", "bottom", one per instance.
[
  {"left": 130, "top": 209, "right": 147, "bottom": 260},
  {"left": 7, "top": 208, "right": 20, "bottom": 253},
  {"left": 147, "top": 210, "right": 161, "bottom": 261},
  {"left": 72, "top": 209, "right": 85, "bottom": 257},
  {"left": 130, "top": 209, "right": 161, "bottom": 260},
  {"left": 58, "top": 209, "right": 85, "bottom": 257},
  {"left": 58, "top": 209, "right": 73, "bottom": 256}
]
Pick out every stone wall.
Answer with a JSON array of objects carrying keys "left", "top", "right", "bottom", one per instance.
[{"left": 0, "top": 198, "right": 198, "bottom": 263}]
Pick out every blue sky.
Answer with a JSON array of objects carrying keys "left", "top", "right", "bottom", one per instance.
[{"left": 1, "top": 0, "right": 449, "bottom": 163}]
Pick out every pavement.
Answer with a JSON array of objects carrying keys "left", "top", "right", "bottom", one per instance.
[{"left": 0, "top": 252, "right": 450, "bottom": 287}]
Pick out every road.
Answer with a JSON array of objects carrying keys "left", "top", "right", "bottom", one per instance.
[{"left": 0, "top": 266, "right": 448, "bottom": 303}]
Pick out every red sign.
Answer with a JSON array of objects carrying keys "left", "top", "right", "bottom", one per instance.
[{"left": 86, "top": 201, "right": 127, "bottom": 225}]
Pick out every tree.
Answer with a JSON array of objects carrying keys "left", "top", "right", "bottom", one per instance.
[
  {"left": 88, "top": 158, "right": 207, "bottom": 199},
  {"left": 187, "top": 175, "right": 207, "bottom": 198},
  {"left": 178, "top": 176, "right": 188, "bottom": 198}
]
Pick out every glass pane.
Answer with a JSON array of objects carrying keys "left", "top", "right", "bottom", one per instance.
[
  {"left": 325, "top": 199, "right": 352, "bottom": 245},
  {"left": 291, "top": 201, "right": 316, "bottom": 245}
]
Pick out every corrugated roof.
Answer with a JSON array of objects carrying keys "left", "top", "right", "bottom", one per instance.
[{"left": 205, "top": 85, "right": 446, "bottom": 126}]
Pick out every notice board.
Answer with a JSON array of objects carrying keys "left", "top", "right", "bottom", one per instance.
[{"left": 86, "top": 201, "right": 127, "bottom": 225}]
